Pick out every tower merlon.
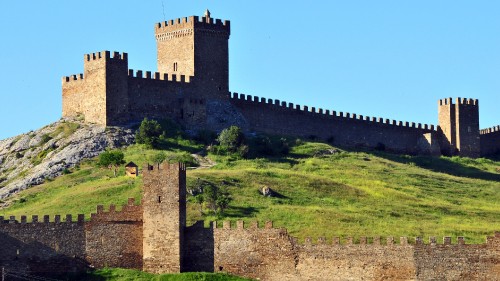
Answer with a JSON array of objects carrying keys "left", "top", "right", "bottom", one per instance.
[
  {"left": 84, "top": 51, "right": 128, "bottom": 62},
  {"left": 62, "top": 73, "right": 84, "bottom": 83},
  {"left": 456, "top": 97, "right": 478, "bottom": 106},
  {"left": 155, "top": 14, "right": 230, "bottom": 35}
]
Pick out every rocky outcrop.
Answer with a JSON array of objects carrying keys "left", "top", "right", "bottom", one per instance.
[{"left": 0, "top": 118, "right": 134, "bottom": 200}]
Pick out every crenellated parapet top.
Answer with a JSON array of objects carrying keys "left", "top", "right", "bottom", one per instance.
[
  {"left": 62, "top": 73, "right": 84, "bottom": 83},
  {"left": 84, "top": 50, "right": 128, "bottom": 62},
  {"left": 0, "top": 198, "right": 142, "bottom": 225},
  {"left": 128, "top": 69, "right": 194, "bottom": 83},
  {"left": 229, "top": 92, "right": 437, "bottom": 131},
  {"left": 155, "top": 15, "right": 230, "bottom": 42},
  {"left": 90, "top": 198, "right": 142, "bottom": 222},
  {"left": 63, "top": 51, "right": 128, "bottom": 84},
  {"left": 480, "top": 125, "right": 500, "bottom": 135},
  {"left": 0, "top": 214, "right": 85, "bottom": 224},
  {"left": 188, "top": 220, "right": 277, "bottom": 231},
  {"left": 298, "top": 232, "right": 500, "bottom": 247},
  {"left": 438, "top": 97, "right": 478, "bottom": 106},
  {"left": 299, "top": 235, "right": 467, "bottom": 246},
  {"left": 143, "top": 162, "right": 187, "bottom": 174}
]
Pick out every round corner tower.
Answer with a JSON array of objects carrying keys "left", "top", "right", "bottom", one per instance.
[{"left": 154, "top": 10, "right": 230, "bottom": 99}]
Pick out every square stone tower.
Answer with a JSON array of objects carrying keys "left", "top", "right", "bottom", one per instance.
[
  {"left": 155, "top": 10, "right": 230, "bottom": 98},
  {"left": 142, "top": 163, "right": 187, "bottom": 273},
  {"left": 62, "top": 51, "right": 129, "bottom": 126},
  {"left": 438, "top": 98, "right": 480, "bottom": 157}
]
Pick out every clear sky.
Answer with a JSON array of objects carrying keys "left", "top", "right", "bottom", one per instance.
[{"left": 0, "top": 1, "right": 499, "bottom": 140}]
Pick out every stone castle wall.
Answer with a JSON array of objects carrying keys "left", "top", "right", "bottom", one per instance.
[
  {"left": 184, "top": 219, "right": 500, "bottom": 280},
  {"left": 480, "top": 126, "right": 500, "bottom": 155},
  {"left": 229, "top": 93, "right": 439, "bottom": 154},
  {"left": 1, "top": 166, "right": 500, "bottom": 279},
  {"left": 60, "top": 12, "right": 500, "bottom": 157},
  {"left": 0, "top": 215, "right": 86, "bottom": 274},
  {"left": 85, "top": 198, "right": 143, "bottom": 269}
]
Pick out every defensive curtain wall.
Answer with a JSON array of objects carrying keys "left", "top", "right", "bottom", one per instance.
[
  {"left": 61, "top": 11, "right": 500, "bottom": 158},
  {"left": 1, "top": 163, "right": 500, "bottom": 280}
]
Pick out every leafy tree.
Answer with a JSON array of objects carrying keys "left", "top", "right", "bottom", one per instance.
[
  {"left": 190, "top": 179, "right": 232, "bottom": 216},
  {"left": 202, "top": 182, "right": 232, "bottom": 215},
  {"left": 135, "top": 118, "right": 163, "bottom": 148},
  {"left": 150, "top": 151, "right": 167, "bottom": 165},
  {"left": 217, "top": 126, "right": 244, "bottom": 152},
  {"left": 97, "top": 150, "right": 125, "bottom": 177}
]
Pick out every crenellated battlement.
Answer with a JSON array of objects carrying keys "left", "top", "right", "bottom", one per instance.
[
  {"left": 298, "top": 235, "right": 472, "bottom": 246},
  {"left": 142, "top": 162, "right": 186, "bottom": 175},
  {"left": 89, "top": 198, "right": 142, "bottom": 222},
  {"left": 62, "top": 73, "right": 84, "bottom": 83},
  {"left": 212, "top": 220, "right": 276, "bottom": 230},
  {"left": 155, "top": 14, "right": 230, "bottom": 42},
  {"left": 480, "top": 125, "right": 500, "bottom": 135},
  {"left": 229, "top": 92, "right": 436, "bottom": 131},
  {"left": 438, "top": 97, "right": 478, "bottom": 106},
  {"left": 84, "top": 50, "right": 128, "bottom": 62},
  {"left": 128, "top": 69, "right": 194, "bottom": 83},
  {"left": 0, "top": 214, "right": 85, "bottom": 224}
]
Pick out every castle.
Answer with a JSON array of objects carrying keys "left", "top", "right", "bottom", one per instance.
[
  {"left": 1, "top": 163, "right": 500, "bottom": 280},
  {"left": 61, "top": 11, "right": 500, "bottom": 158}
]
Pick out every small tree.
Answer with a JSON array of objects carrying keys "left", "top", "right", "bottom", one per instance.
[
  {"left": 135, "top": 118, "right": 163, "bottom": 148},
  {"left": 97, "top": 150, "right": 125, "bottom": 177},
  {"left": 202, "top": 182, "right": 232, "bottom": 215},
  {"left": 150, "top": 151, "right": 167, "bottom": 166},
  {"left": 217, "top": 126, "right": 245, "bottom": 152}
]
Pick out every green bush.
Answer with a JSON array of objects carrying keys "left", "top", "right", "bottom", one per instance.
[
  {"left": 217, "top": 126, "right": 244, "bottom": 152},
  {"left": 97, "top": 150, "right": 126, "bottom": 177},
  {"left": 135, "top": 118, "right": 164, "bottom": 149}
]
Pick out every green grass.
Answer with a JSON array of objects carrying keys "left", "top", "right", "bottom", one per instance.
[
  {"left": 66, "top": 268, "right": 252, "bottom": 281},
  {"left": 2, "top": 138, "right": 500, "bottom": 244}
]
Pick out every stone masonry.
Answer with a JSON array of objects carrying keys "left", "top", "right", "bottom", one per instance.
[
  {"left": 1, "top": 163, "right": 500, "bottom": 280},
  {"left": 61, "top": 10, "right": 500, "bottom": 157}
]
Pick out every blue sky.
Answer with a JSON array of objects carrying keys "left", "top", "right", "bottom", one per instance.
[{"left": 0, "top": 1, "right": 499, "bottom": 140}]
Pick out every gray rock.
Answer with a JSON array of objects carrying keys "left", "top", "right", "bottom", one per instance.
[{"left": 0, "top": 118, "right": 135, "bottom": 200}]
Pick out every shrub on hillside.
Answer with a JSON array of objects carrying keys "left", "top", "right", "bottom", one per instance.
[
  {"left": 249, "top": 135, "right": 290, "bottom": 157},
  {"left": 135, "top": 118, "right": 164, "bottom": 149},
  {"left": 189, "top": 179, "right": 232, "bottom": 216},
  {"left": 96, "top": 150, "right": 126, "bottom": 177},
  {"left": 217, "top": 126, "right": 245, "bottom": 152}
]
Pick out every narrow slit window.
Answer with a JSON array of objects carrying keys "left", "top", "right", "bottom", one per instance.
[{"left": 158, "top": 196, "right": 162, "bottom": 203}]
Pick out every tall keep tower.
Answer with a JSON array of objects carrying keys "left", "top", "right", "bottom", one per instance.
[
  {"left": 155, "top": 10, "right": 230, "bottom": 98},
  {"left": 142, "top": 163, "right": 187, "bottom": 273},
  {"left": 438, "top": 98, "right": 480, "bottom": 158}
]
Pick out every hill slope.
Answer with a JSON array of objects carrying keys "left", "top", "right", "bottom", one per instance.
[
  {"left": 0, "top": 119, "right": 134, "bottom": 201},
  {"left": 1, "top": 131, "right": 499, "bottom": 244}
]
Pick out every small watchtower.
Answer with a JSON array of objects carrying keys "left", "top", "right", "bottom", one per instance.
[
  {"left": 438, "top": 98, "right": 480, "bottom": 157},
  {"left": 154, "top": 10, "right": 230, "bottom": 98},
  {"left": 142, "top": 163, "right": 187, "bottom": 273}
]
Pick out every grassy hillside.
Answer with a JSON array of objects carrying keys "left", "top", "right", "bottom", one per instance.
[{"left": 1, "top": 134, "right": 500, "bottom": 244}]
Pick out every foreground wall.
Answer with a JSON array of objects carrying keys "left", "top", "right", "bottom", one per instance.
[
  {"left": 85, "top": 198, "right": 143, "bottom": 269},
  {"left": 209, "top": 220, "right": 500, "bottom": 281},
  {"left": 0, "top": 215, "right": 87, "bottom": 274},
  {"left": 0, "top": 198, "right": 144, "bottom": 275}
]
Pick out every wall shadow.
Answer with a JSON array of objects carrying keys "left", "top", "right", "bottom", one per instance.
[
  {"left": 370, "top": 151, "right": 500, "bottom": 182},
  {"left": 0, "top": 231, "right": 89, "bottom": 279},
  {"left": 183, "top": 221, "right": 214, "bottom": 272}
]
